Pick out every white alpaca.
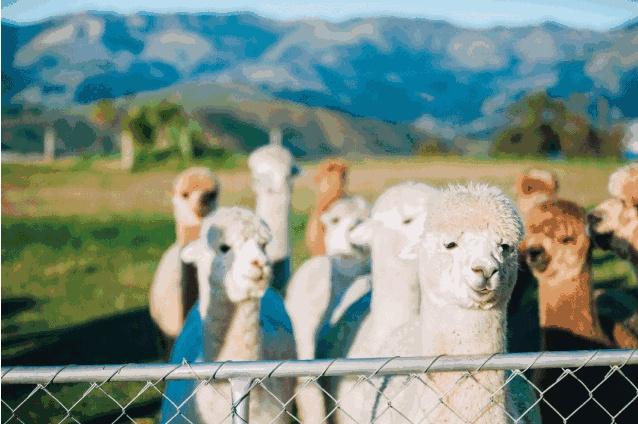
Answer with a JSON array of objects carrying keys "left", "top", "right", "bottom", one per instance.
[
  {"left": 285, "top": 196, "right": 371, "bottom": 422},
  {"left": 333, "top": 182, "right": 437, "bottom": 423},
  {"left": 179, "top": 207, "right": 295, "bottom": 423},
  {"left": 248, "top": 143, "right": 300, "bottom": 291},
  {"left": 405, "top": 183, "right": 540, "bottom": 424},
  {"left": 149, "top": 167, "right": 219, "bottom": 340}
]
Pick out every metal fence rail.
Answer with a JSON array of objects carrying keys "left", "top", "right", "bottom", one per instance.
[{"left": 2, "top": 350, "right": 637, "bottom": 423}]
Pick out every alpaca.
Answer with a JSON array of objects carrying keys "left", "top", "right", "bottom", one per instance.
[
  {"left": 248, "top": 142, "right": 301, "bottom": 292},
  {"left": 332, "top": 182, "right": 438, "bottom": 423},
  {"left": 589, "top": 164, "right": 638, "bottom": 276},
  {"left": 149, "top": 167, "right": 219, "bottom": 340},
  {"left": 305, "top": 158, "right": 349, "bottom": 256},
  {"left": 285, "top": 195, "right": 371, "bottom": 422},
  {"left": 402, "top": 183, "right": 539, "bottom": 424},
  {"left": 514, "top": 168, "right": 559, "bottom": 219},
  {"left": 161, "top": 208, "right": 295, "bottom": 423},
  {"left": 508, "top": 168, "right": 558, "bottom": 353},
  {"left": 521, "top": 199, "right": 638, "bottom": 423}
]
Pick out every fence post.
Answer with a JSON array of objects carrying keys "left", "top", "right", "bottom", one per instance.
[
  {"left": 230, "top": 377, "right": 253, "bottom": 424},
  {"left": 43, "top": 126, "right": 56, "bottom": 162}
]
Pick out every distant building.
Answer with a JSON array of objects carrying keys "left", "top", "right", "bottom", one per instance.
[{"left": 623, "top": 120, "right": 638, "bottom": 160}]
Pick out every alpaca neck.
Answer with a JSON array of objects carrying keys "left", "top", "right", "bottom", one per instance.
[
  {"left": 176, "top": 222, "right": 201, "bottom": 246},
  {"left": 316, "top": 187, "right": 344, "bottom": 213},
  {"left": 199, "top": 285, "right": 261, "bottom": 361},
  {"left": 538, "top": 267, "right": 608, "bottom": 345},
  {"left": 369, "top": 255, "right": 419, "bottom": 328},
  {"left": 421, "top": 296, "right": 507, "bottom": 355},
  {"left": 419, "top": 297, "right": 510, "bottom": 424},
  {"left": 256, "top": 191, "right": 291, "bottom": 263}
]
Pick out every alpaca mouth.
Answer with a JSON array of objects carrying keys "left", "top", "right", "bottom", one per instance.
[{"left": 591, "top": 232, "right": 613, "bottom": 250}]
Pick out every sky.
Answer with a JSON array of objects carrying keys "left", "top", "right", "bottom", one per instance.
[{"left": 2, "top": 0, "right": 638, "bottom": 30}]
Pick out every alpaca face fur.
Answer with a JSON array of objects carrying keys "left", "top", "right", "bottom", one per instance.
[
  {"left": 521, "top": 200, "right": 590, "bottom": 283},
  {"left": 515, "top": 169, "right": 558, "bottom": 219},
  {"left": 588, "top": 197, "right": 638, "bottom": 262},
  {"left": 320, "top": 195, "right": 370, "bottom": 257},
  {"left": 248, "top": 144, "right": 300, "bottom": 263},
  {"left": 172, "top": 167, "right": 219, "bottom": 245},
  {"left": 182, "top": 208, "right": 272, "bottom": 306}
]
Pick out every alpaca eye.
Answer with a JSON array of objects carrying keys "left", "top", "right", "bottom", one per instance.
[
  {"left": 444, "top": 242, "right": 458, "bottom": 250},
  {"left": 219, "top": 244, "right": 231, "bottom": 253},
  {"left": 181, "top": 192, "right": 189, "bottom": 199},
  {"left": 559, "top": 236, "right": 574, "bottom": 244},
  {"left": 331, "top": 217, "right": 340, "bottom": 225},
  {"left": 402, "top": 217, "right": 413, "bottom": 225},
  {"left": 500, "top": 243, "right": 511, "bottom": 253}
]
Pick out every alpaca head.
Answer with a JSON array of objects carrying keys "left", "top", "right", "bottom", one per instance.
[
  {"left": 248, "top": 144, "right": 301, "bottom": 196},
  {"left": 409, "top": 184, "right": 523, "bottom": 310},
  {"left": 315, "top": 158, "right": 348, "bottom": 197},
  {"left": 588, "top": 165, "right": 638, "bottom": 258},
  {"left": 515, "top": 169, "right": 559, "bottom": 217},
  {"left": 182, "top": 207, "right": 273, "bottom": 303},
  {"left": 351, "top": 182, "right": 437, "bottom": 262},
  {"left": 320, "top": 195, "right": 370, "bottom": 257},
  {"left": 520, "top": 199, "right": 590, "bottom": 282},
  {"left": 172, "top": 167, "right": 219, "bottom": 225},
  {"left": 608, "top": 164, "right": 638, "bottom": 207}
]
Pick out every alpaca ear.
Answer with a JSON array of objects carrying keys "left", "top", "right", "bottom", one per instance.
[
  {"left": 349, "top": 219, "right": 376, "bottom": 246},
  {"left": 398, "top": 240, "right": 419, "bottom": 260},
  {"left": 181, "top": 239, "right": 205, "bottom": 264}
]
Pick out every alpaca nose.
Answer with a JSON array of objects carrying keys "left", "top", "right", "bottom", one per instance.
[
  {"left": 587, "top": 213, "right": 602, "bottom": 227},
  {"left": 471, "top": 263, "right": 498, "bottom": 280},
  {"left": 251, "top": 259, "right": 264, "bottom": 268},
  {"left": 527, "top": 246, "right": 544, "bottom": 261}
]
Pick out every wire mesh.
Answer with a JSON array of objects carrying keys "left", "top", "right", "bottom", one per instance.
[{"left": 2, "top": 350, "right": 637, "bottom": 423}]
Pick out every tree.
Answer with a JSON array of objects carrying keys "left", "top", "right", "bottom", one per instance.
[{"left": 492, "top": 92, "right": 623, "bottom": 159}]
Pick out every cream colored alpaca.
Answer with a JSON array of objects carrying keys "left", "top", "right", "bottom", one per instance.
[
  {"left": 248, "top": 142, "right": 300, "bottom": 292},
  {"left": 286, "top": 196, "right": 371, "bottom": 422},
  {"left": 333, "top": 182, "right": 437, "bottom": 423},
  {"left": 589, "top": 164, "right": 638, "bottom": 276},
  {"left": 149, "top": 167, "right": 219, "bottom": 339},
  {"left": 406, "top": 184, "right": 539, "bottom": 424},
  {"left": 180, "top": 207, "right": 295, "bottom": 423}
]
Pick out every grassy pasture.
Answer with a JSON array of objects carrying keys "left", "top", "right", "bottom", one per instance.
[{"left": 1, "top": 156, "right": 635, "bottom": 422}]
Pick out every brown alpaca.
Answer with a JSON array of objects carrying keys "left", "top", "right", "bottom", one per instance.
[
  {"left": 305, "top": 158, "right": 348, "bottom": 256},
  {"left": 521, "top": 199, "right": 609, "bottom": 347},
  {"left": 514, "top": 169, "right": 559, "bottom": 218},
  {"left": 521, "top": 199, "right": 638, "bottom": 423},
  {"left": 149, "top": 167, "right": 219, "bottom": 346},
  {"left": 589, "top": 164, "right": 638, "bottom": 275}
]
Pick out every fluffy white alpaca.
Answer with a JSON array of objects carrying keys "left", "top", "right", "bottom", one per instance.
[
  {"left": 180, "top": 207, "right": 295, "bottom": 423},
  {"left": 248, "top": 143, "right": 300, "bottom": 291},
  {"left": 333, "top": 182, "right": 437, "bottom": 423},
  {"left": 149, "top": 167, "right": 219, "bottom": 340},
  {"left": 405, "top": 183, "right": 540, "bottom": 424},
  {"left": 285, "top": 195, "right": 371, "bottom": 422}
]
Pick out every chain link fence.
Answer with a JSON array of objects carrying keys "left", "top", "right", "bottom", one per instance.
[{"left": 2, "top": 350, "right": 637, "bottom": 423}]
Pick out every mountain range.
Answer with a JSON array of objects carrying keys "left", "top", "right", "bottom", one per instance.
[{"left": 2, "top": 11, "right": 637, "bottom": 139}]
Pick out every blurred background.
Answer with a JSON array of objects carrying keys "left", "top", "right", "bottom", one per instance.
[{"left": 1, "top": 1, "right": 637, "bottom": 422}]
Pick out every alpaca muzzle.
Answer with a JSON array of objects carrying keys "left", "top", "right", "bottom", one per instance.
[{"left": 524, "top": 246, "right": 550, "bottom": 272}]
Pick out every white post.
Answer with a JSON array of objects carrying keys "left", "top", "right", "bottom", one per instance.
[
  {"left": 230, "top": 377, "right": 253, "bottom": 423},
  {"left": 43, "top": 127, "right": 56, "bottom": 162},
  {"left": 120, "top": 130, "right": 135, "bottom": 171},
  {"left": 269, "top": 127, "right": 282, "bottom": 146}
]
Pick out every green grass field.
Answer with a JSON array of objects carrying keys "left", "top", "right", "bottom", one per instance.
[{"left": 1, "top": 156, "right": 635, "bottom": 422}]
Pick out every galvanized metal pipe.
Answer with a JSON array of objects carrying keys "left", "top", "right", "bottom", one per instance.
[
  {"left": 2, "top": 349, "right": 636, "bottom": 385},
  {"left": 230, "top": 378, "right": 253, "bottom": 424}
]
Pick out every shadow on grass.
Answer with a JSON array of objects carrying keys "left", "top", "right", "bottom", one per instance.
[
  {"left": 1, "top": 297, "right": 37, "bottom": 319},
  {"left": 2, "top": 307, "right": 163, "bottom": 366},
  {"left": 592, "top": 251, "right": 618, "bottom": 267}
]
